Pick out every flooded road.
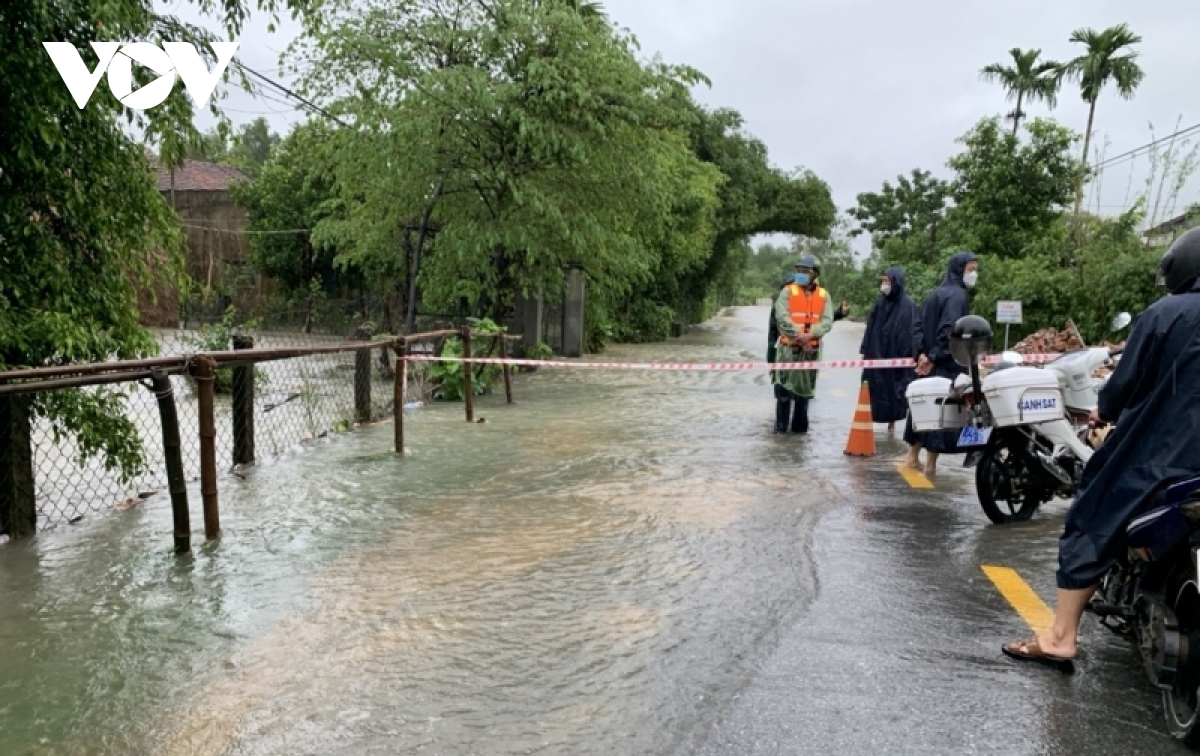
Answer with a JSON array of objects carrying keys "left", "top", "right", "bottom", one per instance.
[{"left": 0, "top": 307, "right": 1189, "bottom": 754}]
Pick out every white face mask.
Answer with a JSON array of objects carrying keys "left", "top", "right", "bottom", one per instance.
[
  {"left": 880, "top": 283, "right": 892, "bottom": 296},
  {"left": 963, "top": 270, "right": 978, "bottom": 288}
]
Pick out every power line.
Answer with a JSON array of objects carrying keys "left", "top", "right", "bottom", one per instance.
[
  {"left": 178, "top": 222, "right": 310, "bottom": 236},
  {"left": 232, "top": 62, "right": 350, "bottom": 128},
  {"left": 1093, "top": 121, "right": 1200, "bottom": 170}
]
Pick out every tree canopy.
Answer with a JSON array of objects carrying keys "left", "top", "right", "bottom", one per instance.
[{"left": 276, "top": 0, "right": 832, "bottom": 345}]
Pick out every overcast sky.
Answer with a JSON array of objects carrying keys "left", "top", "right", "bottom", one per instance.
[{"left": 183, "top": 0, "right": 1200, "bottom": 251}]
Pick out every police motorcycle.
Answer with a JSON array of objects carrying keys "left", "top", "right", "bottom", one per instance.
[
  {"left": 966, "top": 312, "right": 1132, "bottom": 524},
  {"left": 904, "top": 313, "right": 1131, "bottom": 525},
  {"left": 1088, "top": 473, "right": 1200, "bottom": 747}
]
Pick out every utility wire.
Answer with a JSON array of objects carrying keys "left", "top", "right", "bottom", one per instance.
[
  {"left": 178, "top": 222, "right": 310, "bottom": 235},
  {"left": 231, "top": 61, "right": 350, "bottom": 128},
  {"left": 1093, "top": 121, "right": 1200, "bottom": 170}
]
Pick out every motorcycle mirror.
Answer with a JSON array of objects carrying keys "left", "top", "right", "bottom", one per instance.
[
  {"left": 1000, "top": 351, "right": 1024, "bottom": 365},
  {"left": 1111, "top": 312, "right": 1132, "bottom": 332}
]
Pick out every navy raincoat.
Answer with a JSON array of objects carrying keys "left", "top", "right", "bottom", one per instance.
[
  {"left": 860, "top": 267, "right": 918, "bottom": 423},
  {"left": 1057, "top": 279, "right": 1200, "bottom": 589},
  {"left": 903, "top": 251, "right": 977, "bottom": 452}
]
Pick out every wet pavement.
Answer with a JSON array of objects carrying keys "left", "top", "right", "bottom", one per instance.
[{"left": 0, "top": 307, "right": 1190, "bottom": 754}]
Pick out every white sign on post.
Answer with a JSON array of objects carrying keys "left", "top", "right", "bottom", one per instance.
[{"left": 996, "top": 301, "right": 1023, "bottom": 325}]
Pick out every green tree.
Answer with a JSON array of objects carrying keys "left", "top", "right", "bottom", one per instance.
[
  {"left": 947, "top": 117, "right": 1079, "bottom": 259},
  {"left": 1, "top": 0, "right": 307, "bottom": 504},
  {"left": 1060, "top": 23, "right": 1145, "bottom": 221},
  {"left": 231, "top": 122, "right": 362, "bottom": 311},
  {"left": 849, "top": 169, "right": 950, "bottom": 265},
  {"left": 980, "top": 48, "right": 1061, "bottom": 136},
  {"left": 189, "top": 118, "right": 282, "bottom": 177},
  {"left": 295, "top": 0, "right": 726, "bottom": 345}
]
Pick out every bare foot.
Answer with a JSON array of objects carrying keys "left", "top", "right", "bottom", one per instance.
[
  {"left": 887, "top": 423, "right": 895, "bottom": 434},
  {"left": 924, "top": 451, "right": 940, "bottom": 476},
  {"left": 903, "top": 450, "right": 922, "bottom": 470}
]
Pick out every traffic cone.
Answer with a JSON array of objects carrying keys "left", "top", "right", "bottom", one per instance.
[{"left": 844, "top": 381, "right": 877, "bottom": 457}]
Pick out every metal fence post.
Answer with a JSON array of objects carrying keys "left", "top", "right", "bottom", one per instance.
[
  {"left": 394, "top": 340, "right": 406, "bottom": 455},
  {"left": 461, "top": 327, "right": 474, "bottom": 422},
  {"left": 0, "top": 394, "right": 36, "bottom": 538},
  {"left": 355, "top": 346, "right": 372, "bottom": 425},
  {"left": 149, "top": 371, "right": 190, "bottom": 553},
  {"left": 498, "top": 335, "right": 514, "bottom": 404},
  {"left": 193, "top": 356, "right": 221, "bottom": 540},
  {"left": 231, "top": 334, "right": 255, "bottom": 466}
]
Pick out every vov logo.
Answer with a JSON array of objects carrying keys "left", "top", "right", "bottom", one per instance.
[{"left": 42, "top": 41, "right": 240, "bottom": 111}]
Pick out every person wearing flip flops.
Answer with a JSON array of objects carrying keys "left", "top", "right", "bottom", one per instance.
[{"left": 1004, "top": 228, "right": 1200, "bottom": 671}]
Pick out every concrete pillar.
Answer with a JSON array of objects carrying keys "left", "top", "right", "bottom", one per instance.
[
  {"left": 517, "top": 292, "right": 543, "bottom": 352},
  {"left": 562, "top": 266, "right": 586, "bottom": 358}
]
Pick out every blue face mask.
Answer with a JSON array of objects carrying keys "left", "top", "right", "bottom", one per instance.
[{"left": 794, "top": 273, "right": 811, "bottom": 286}]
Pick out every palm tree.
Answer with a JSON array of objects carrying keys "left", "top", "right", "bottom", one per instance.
[
  {"left": 980, "top": 48, "right": 1061, "bottom": 137},
  {"left": 1060, "top": 23, "right": 1146, "bottom": 221}
]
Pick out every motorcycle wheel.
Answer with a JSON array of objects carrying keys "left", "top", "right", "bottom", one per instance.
[
  {"left": 1163, "top": 576, "right": 1200, "bottom": 745},
  {"left": 975, "top": 433, "right": 1043, "bottom": 524}
]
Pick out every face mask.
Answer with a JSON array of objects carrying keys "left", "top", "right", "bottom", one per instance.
[
  {"left": 963, "top": 271, "right": 978, "bottom": 288},
  {"left": 880, "top": 283, "right": 892, "bottom": 296},
  {"left": 794, "top": 273, "right": 811, "bottom": 286}
]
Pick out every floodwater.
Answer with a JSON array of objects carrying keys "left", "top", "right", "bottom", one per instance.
[{"left": 0, "top": 307, "right": 854, "bottom": 756}]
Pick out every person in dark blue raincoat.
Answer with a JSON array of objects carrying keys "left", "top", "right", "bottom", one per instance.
[
  {"left": 1003, "top": 228, "right": 1200, "bottom": 668},
  {"left": 859, "top": 267, "right": 917, "bottom": 432},
  {"left": 903, "top": 250, "right": 978, "bottom": 474},
  {"left": 859, "top": 266, "right": 912, "bottom": 432}
]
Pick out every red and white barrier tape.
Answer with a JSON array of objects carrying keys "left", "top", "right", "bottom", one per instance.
[{"left": 402, "top": 353, "right": 1062, "bottom": 372}]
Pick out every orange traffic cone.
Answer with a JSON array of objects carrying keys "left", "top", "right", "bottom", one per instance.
[{"left": 844, "top": 381, "right": 877, "bottom": 457}]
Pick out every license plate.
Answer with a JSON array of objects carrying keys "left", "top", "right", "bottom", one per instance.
[{"left": 958, "top": 425, "right": 993, "bottom": 448}]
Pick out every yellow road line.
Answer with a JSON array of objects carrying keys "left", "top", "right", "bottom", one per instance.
[
  {"left": 895, "top": 463, "right": 934, "bottom": 489},
  {"left": 982, "top": 565, "right": 1054, "bottom": 635}
]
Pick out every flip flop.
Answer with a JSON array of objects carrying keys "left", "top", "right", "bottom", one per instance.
[{"left": 1002, "top": 638, "right": 1075, "bottom": 674}]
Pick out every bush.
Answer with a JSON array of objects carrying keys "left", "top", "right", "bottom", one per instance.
[
  {"left": 429, "top": 318, "right": 505, "bottom": 401},
  {"left": 181, "top": 308, "right": 267, "bottom": 394}
]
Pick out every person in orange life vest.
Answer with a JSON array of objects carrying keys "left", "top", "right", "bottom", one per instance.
[{"left": 772, "top": 255, "right": 835, "bottom": 434}]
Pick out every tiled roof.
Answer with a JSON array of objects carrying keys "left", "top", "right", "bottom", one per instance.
[{"left": 152, "top": 158, "right": 247, "bottom": 192}]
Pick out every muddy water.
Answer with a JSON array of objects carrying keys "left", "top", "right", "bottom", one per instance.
[{"left": 0, "top": 308, "right": 864, "bottom": 755}]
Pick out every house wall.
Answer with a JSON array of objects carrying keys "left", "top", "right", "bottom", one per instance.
[{"left": 138, "top": 190, "right": 277, "bottom": 327}]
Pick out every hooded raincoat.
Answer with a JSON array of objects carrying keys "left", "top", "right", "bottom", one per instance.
[
  {"left": 772, "top": 281, "right": 835, "bottom": 399},
  {"left": 860, "top": 267, "right": 918, "bottom": 423},
  {"left": 903, "top": 251, "right": 977, "bottom": 452},
  {"left": 1057, "top": 279, "right": 1200, "bottom": 589}
]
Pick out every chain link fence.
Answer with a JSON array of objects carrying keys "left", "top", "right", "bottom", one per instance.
[{"left": 22, "top": 328, "right": 400, "bottom": 532}]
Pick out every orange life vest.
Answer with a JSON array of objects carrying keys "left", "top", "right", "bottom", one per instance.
[{"left": 780, "top": 284, "right": 828, "bottom": 347}]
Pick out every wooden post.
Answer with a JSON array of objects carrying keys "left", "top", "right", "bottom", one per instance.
[
  {"left": 393, "top": 341, "right": 406, "bottom": 455},
  {"left": 149, "top": 371, "right": 191, "bottom": 553},
  {"left": 0, "top": 395, "right": 36, "bottom": 538},
  {"left": 461, "top": 327, "right": 474, "bottom": 423},
  {"left": 498, "top": 335, "right": 514, "bottom": 404},
  {"left": 193, "top": 356, "right": 220, "bottom": 540},
  {"left": 355, "top": 347, "right": 372, "bottom": 425},
  {"left": 231, "top": 334, "right": 255, "bottom": 466}
]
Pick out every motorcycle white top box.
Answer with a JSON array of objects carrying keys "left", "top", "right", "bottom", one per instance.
[
  {"left": 906, "top": 375, "right": 971, "bottom": 432},
  {"left": 981, "top": 366, "right": 1063, "bottom": 427}
]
